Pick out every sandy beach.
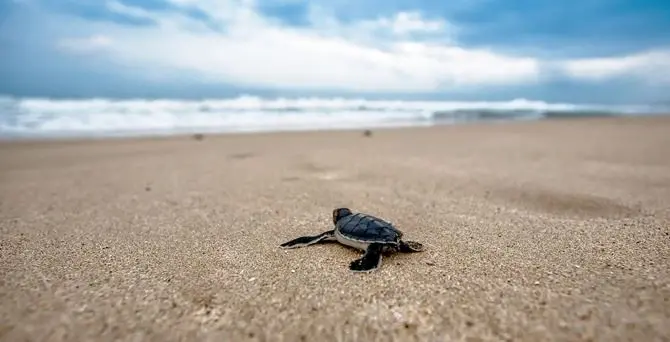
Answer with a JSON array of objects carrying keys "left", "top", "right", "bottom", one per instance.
[{"left": 1, "top": 116, "right": 669, "bottom": 341}]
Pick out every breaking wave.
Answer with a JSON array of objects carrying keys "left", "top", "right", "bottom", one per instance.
[{"left": 0, "top": 95, "right": 666, "bottom": 138}]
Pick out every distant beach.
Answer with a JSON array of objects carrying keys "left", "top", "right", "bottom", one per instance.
[{"left": 1, "top": 115, "right": 669, "bottom": 341}]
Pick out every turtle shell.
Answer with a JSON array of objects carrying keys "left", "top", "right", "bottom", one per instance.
[{"left": 336, "top": 212, "right": 402, "bottom": 243}]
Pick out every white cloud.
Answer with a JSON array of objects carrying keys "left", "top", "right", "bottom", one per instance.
[
  {"left": 106, "top": 0, "right": 156, "bottom": 21},
  {"left": 52, "top": 0, "right": 542, "bottom": 92},
  {"left": 390, "top": 12, "right": 446, "bottom": 34},
  {"left": 50, "top": 1, "right": 670, "bottom": 92},
  {"left": 562, "top": 50, "right": 670, "bottom": 84},
  {"left": 57, "top": 34, "right": 113, "bottom": 53},
  {"left": 355, "top": 11, "right": 450, "bottom": 36}
]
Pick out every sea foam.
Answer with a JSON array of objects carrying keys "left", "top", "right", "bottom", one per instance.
[{"left": 0, "top": 95, "right": 665, "bottom": 138}]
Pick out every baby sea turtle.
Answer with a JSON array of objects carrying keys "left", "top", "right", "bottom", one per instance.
[{"left": 280, "top": 208, "right": 424, "bottom": 272}]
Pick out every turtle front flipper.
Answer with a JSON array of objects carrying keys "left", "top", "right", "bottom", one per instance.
[
  {"left": 280, "top": 230, "right": 335, "bottom": 249},
  {"left": 398, "top": 240, "right": 424, "bottom": 253},
  {"left": 349, "top": 243, "right": 384, "bottom": 272}
]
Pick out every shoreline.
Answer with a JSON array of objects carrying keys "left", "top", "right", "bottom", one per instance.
[{"left": 1, "top": 113, "right": 668, "bottom": 146}]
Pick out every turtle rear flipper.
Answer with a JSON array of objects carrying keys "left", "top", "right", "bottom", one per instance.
[
  {"left": 349, "top": 243, "right": 384, "bottom": 272},
  {"left": 280, "top": 230, "right": 335, "bottom": 249},
  {"left": 398, "top": 240, "right": 423, "bottom": 253}
]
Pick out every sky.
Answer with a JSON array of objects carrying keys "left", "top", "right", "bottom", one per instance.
[{"left": 1, "top": 0, "right": 669, "bottom": 104}]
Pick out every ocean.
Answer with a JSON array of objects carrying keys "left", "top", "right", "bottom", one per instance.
[{"left": 1, "top": 95, "right": 667, "bottom": 139}]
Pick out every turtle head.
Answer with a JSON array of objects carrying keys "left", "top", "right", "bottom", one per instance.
[{"left": 332, "top": 207, "right": 352, "bottom": 224}]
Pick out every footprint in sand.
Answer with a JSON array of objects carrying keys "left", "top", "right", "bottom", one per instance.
[
  {"left": 292, "top": 160, "right": 345, "bottom": 181},
  {"left": 228, "top": 152, "right": 256, "bottom": 160},
  {"left": 491, "top": 186, "right": 640, "bottom": 219},
  {"left": 282, "top": 172, "right": 343, "bottom": 182},
  {"left": 315, "top": 172, "right": 341, "bottom": 180}
]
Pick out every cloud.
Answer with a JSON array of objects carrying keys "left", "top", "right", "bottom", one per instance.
[
  {"left": 51, "top": 0, "right": 542, "bottom": 92},
  {"left": 562, "top": 50, "right": 670, "bottom": 84},
  {"left": 57, "top": 34, "right": 113, "bottom": 53},
  {"left": 4, "top": 0, "right": 669, "bottom": 102},
  {"left": 354, "top": 11, "right": 449, "bottom": 36}
]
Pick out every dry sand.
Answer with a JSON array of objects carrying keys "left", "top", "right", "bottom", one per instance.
[{"left": 1, "top": 116, "right": 669, "bottom": 341}]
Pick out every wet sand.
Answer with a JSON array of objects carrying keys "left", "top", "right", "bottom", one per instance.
[{"left": 1, "top": 116, "right": 669, "bottom": 341}]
